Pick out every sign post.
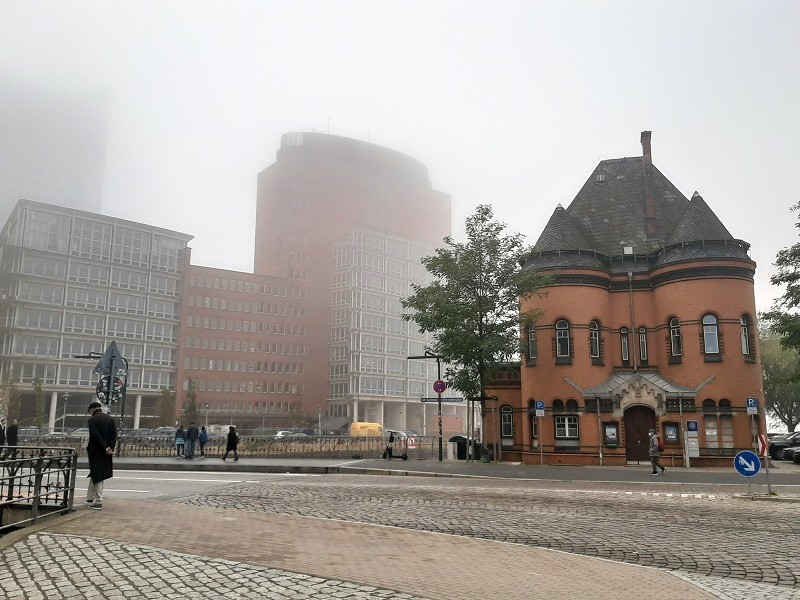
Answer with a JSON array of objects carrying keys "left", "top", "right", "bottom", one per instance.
[
  {"left": 535, "top": 401, "right": 545, "bottom": 465},
  {"left": 734, "top": 449, "right": 762, "bottom": 497},
  {"left": 408, "top": 351, "right": 445, "bottom": 462}
]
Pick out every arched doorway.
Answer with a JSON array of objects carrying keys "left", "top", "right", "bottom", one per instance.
[{"left": 624, "top": 405, "right": 656, "bottom": 462}]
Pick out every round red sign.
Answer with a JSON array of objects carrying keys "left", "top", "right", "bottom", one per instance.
[{"left": 433, "top": 380, "right": 446, "bottom": 394}]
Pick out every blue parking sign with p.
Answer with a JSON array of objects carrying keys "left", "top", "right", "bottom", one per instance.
[{"left": 746, "top": 398, "right": 757, "bottom": 408}]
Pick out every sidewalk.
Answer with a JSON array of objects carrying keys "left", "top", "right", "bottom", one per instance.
[{"left": 2, "top": 498, "right": 717, "bottom": 600}]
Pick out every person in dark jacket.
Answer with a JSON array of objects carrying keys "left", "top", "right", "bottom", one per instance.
[
  {"left": 86, "top": 402, "right": 117, "bottom": 510},
  {"left": 221, "top": 425, "right": 239, "bottom": 461},
  {"left": 185, "top": 422, "right": 199, "bottom": 459},
  {"left": 198, "top": 425, "right": 209, "bottom": 457},
  {"left": 175, "top": 425, "right": 186, "bottom": 458},
  {"left": 0, "top": 417, "right": 6, "bottom": 448},
  {"left": 6, "top": 419, "right": 19, "bottom": 447}
]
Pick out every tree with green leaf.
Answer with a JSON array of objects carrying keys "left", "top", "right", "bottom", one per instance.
[
  {"left": 160, "top": 387, "right": 176, "bottom": 427},
  {"left": 402, "top": 204, "right": 549, "bottom": 405},
  {"left": 762, "top": 201, "right": 800, "bottom": 354},
  {"left": 183, "top": 378, "right": 200, "bottom": 425},
  {"left": 32, "top": 377, "right": 46, "bottom": 428},
  {"left": 760, "top": 331, "right": 800, "bottom": 433}
]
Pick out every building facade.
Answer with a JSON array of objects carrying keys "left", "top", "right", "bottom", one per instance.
[
  {"left": 0, "top": 200, "right": 192, "bottom": 430},
  {"left": 255, "top": 132, "right": 465, "bottom": 435},
  {"left": 176, "top": 265, "right": 311, "bottom": 430},
  {"left": 489, "top": 132, "right": 764, "bottom": 466}
]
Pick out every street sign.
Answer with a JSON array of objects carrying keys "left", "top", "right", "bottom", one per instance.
[
  {"left": 433, "top": 380, "right": 447, "bottom": 394},
  {"left": 535, "top": 400, "right": 545, "bottom": 417},
  {"left": 734, "top": 450, "right": 762, "bottom": 477},
  {"left": 421, "top": 397, "right": 464, "bottom": 403},
  {"left": 746, "top": 397, "right": 758, "bottom": 415},
  {"left": 686, "top": 420, "right": 699, "bottom": 437},
  {"left": 93, "top": 341, "right": 122, "bottom": 376},
  {"left": 96, "top": 376, "right": 125, "bottom": 404},
  {"left": 757, "top": 434, "right": 768, "bottom": 457},
  {"left": 407, "top": 437, "right": 417, "bottom": 449}
]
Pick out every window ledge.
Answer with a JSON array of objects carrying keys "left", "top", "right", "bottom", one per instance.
[{"left": 703, "top": 354, "right": 723, "bottom": 363}]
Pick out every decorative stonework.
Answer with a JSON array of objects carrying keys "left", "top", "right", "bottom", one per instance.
[{"left": 615, "top": 375, "right": 665, "bottom": 415}]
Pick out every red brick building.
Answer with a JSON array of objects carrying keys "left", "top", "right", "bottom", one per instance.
[
  {"left": 176, "top": 265, "right": 310, "bottom": 430},
  {"left": 489, "top": 132, "right": 765, "bottom": 467}
]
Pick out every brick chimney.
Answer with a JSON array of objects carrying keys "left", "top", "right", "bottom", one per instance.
[{"left": 641, "top": 131, "right": 657, "bottom": 236}]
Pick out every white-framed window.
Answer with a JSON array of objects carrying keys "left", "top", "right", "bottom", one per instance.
[
  {"left": 589, "top": 321, "right": 600, "bottom": 358},
  {"left": 620, "top": 327, "right": 629, "bottom": 362},
  {"left": 501, "top": 406, "right": 513, "bottom": 437},
  {"left": 556, "top": 319, "right": 571, "bottom": 357},
  {"left": 669, "top": 317, "right": 683, "bottom": 357},
  {"left": 527, "top": 324, "right": 538, "bottom": 360},
  {"left": 638, "top": 327, "right": 648, "bottom": 362},
  {"left": 702, "top": 314, "right": 720, "bottom": 354},
  {"left": 740, "top": 315, "right": 751, "bottom": 355},
  {"left": 555, "top": 415, "right": 579, "bottom": 438}
]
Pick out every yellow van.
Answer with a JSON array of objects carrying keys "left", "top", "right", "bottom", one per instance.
[{"left": 350, "top": 422, "right": 384, "bottom": 437}]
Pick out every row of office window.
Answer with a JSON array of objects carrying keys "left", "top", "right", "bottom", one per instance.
[
  {"left": 13, "top": 361, "right": 173, "bottom": 389},
  {"left": 11, "top": 335, "right": 175, "bottom": 366},
  {"left": 186, "top": 316, "right": 306, "bottom": 336},
  {"left": 183, "top": 357, "right": 304, "bottom": 374},
  {"left": 184, "top": 336, "right": 306, "bottom": 355},
  {"left": 14, "top": 308, "right": 177, "bottom": 341},
  {"left": 187, "top": 378, "right": 303, "bottom": 395},
  {"left": 528, "top": 314, "right": 755, "bottom": 364},
  {"left": 21, "top": 211, "right": 185, "bottom": 273},
  {"left": 17, "top": 255, "right": 181, "bottom": 295},
  {"left": 190, "top": 274, "right": 307, "bottom": 299},
  {"left": 188, "top": 294, "right": 307, "bottom": 315}
]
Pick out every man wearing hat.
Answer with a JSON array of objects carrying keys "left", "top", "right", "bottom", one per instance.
[{"left": 86, "top": 401, "right": 118, "bottom": 509}]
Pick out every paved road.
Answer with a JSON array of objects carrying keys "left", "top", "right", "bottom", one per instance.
[{"left": 2, "top": 461, "right": 800, "bottom": 599}]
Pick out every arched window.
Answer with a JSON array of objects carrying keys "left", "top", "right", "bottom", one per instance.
[
  {"left": 740, "top": 314, "right": 755, "bottom": 360},
  {"left": 501, "top": 405, "right": 513, "bottom": 437},
  {"left": 638, "top": 327, "right": 648, "bottom": 362},
  {"left": 552, "top": 399, "right": 565, "bottom": 413},
  {"left": 719, "top": 399, "right": 732, "bottom": 413},
  {"left": 703, "top": 314, "right": 720, "bottom": 355},
  {"left": 702, "top": 398, "right": 717, "bottom": 413},
  {"left": 527, "top": 323, "right": 538, "bottom": 362},
  {"left": 565, "top": 399, "right": 579, "bottom": 412},
  {"left": 669, "top": 317, "right": 683, "bottom": 358},
  {"left": 620, "top": 327, "right": 630, "bottom": 362},
  {"left": 556, "top": 319, "right": 571, "bottom": 358},
  {"left": 589, "top": 321, "right": 600, "bottom": 358},
  {"left": 555, "top": 399, "right": 579, "bottom": 440}
]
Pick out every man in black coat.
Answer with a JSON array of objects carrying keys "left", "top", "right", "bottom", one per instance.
[
  {"left": 6, "top": 419, "right": 18, "bottom": 447},
  {"left": 185, "top": 421, "right": 199, "bottom": 459},
  {"left": 86, "top": 401, "right": 117, "bottom": 510},
  {"left": 0, "top": 417, "right": 6, "bottom": 448}
]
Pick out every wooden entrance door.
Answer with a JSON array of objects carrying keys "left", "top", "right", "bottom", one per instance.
[{"left": 624, "top": 405, "right": 655, "bottom": 462}]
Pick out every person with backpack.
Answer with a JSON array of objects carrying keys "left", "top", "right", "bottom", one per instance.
[{"left": 648, "top": 428, "right": 666, "bottom": 475}]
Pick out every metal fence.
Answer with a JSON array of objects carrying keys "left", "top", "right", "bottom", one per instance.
[{"left": 0, "top": 447, "right": 78, "bottom": 533}]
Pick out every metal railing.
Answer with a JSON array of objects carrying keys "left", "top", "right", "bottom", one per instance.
[{"left": 0, "top": 447, "right": 78, "bottom": 533}]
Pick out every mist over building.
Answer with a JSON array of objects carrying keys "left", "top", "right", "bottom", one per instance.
[{"left": 0, "top": 76, "right": 107, "bottom": 222}]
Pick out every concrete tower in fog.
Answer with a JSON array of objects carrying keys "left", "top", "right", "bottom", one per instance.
[{"left": 255, "top": 132, "right": 463, "bottom": 436}]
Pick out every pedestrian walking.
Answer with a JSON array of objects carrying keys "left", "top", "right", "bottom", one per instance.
[
  {"left": 221, "top": 425, "right": 239, "bottom": 461},
  {"left": 6, "top": 419, "right": 18, "bottom": 447},
  {"left": 175, "top": 425, "right": 186, "bottom": 458},
  {"left": 198, "top": 425, "right": 209, "bottom": 457},
  {"left": 86, "top": 402, "right": 117, "bottom": 510},
  {"left": 0, "top": 417, "right": 6, "bottom": 448},
  {"left": 185, "top": 421, "right": 199, "bottom": 459},
  {"left": 648, "top": 428, "right": 666, "bottom": 475}
]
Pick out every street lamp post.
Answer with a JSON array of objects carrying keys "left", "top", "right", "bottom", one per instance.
[
  {"left": 318, "top": 406, "right": 322, "bottom": 437},
  {"left": 407, "top": 350, "right": 445, "bottom": 461},
  {"left": 61, "top": 392, "right": 70, "bottom": 433},
  {"left": 205, "top": 403, "right": 209, "bottom": 429}
]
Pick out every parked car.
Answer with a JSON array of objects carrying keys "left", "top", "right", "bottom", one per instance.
[
  {"left": 781, "top": 446, "right": 800, "bottom": 461},
  {"left": 71, "top": 428, "right": 90, "bottom": 437},
  {"left": 768, "top": 431, "right": 800, "bottom": 459},
  {"left": 274, "top": 430, "right": 295, "bottom": 438},
  {"left": 794, "top": 450, "right": 800, "bottom": 465},
  {"left": 17, "top": 427, "right": 40, "bottom": 439},
  {"left": 290, "top": 432, "right": 308, "bottom": 438}
]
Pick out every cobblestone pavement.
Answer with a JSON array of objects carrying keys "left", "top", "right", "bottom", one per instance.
[
  {"left": 0, "top": 533, "right": 429, "bottom": 599},
  {"left": 175, "top": 476, "right": 800, "bottom": 592}
]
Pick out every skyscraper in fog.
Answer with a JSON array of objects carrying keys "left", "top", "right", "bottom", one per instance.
[{"left": 255, "top": 132, "right": 463, "bottom": 435}]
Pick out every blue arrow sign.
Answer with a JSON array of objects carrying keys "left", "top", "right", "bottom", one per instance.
[{"left": 734, "top": 450, "right": 762, "bottom": 478}]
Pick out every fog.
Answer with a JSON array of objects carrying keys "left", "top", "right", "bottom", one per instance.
[{"left": 1, "top": 1, "right": 798, "bottom": 311}]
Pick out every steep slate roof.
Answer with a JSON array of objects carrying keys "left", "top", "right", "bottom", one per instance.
[
  {"left": 535, "top": 157, "right": 692, "bottom": 257},
  {"left": 535, "top": 204, "right": 596, "bottom": 251},
  {"left": 664, "top": 192, "right": 733, "bottom": 245}
]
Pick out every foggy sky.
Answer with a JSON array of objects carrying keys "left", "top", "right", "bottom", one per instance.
[{"left": 1, "top": 1, "right": 798, "bottom": 312}]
